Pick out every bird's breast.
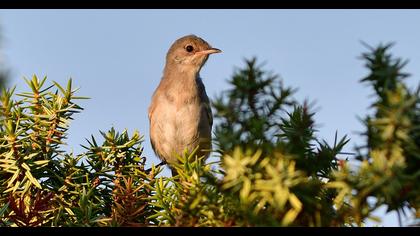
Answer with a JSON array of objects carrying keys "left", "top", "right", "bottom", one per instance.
[
  {"left": 161, "top": 95, "right": 202, "bottom": 138},
  {"left": 149, "top": 73, "right": 212, "bottom": 163},
  {"left": 150, "top": 92, "right": 207, "bottom": 162}
]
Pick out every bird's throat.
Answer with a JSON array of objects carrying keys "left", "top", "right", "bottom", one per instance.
[{"left": 162, "top": 70, "right": 201, "bottom": 107}]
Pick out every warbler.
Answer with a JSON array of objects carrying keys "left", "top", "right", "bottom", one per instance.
[{"left": 148, "top": 35, "right": 221, "bottom": 176}]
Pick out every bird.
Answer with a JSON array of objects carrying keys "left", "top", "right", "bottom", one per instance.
[{"left": 148, "top": 35, "right": 221, "bottom": 176}]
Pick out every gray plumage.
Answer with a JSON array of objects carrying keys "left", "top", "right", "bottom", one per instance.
[{"left": 148, "top": 35, "right": 221, "bottom": 176}]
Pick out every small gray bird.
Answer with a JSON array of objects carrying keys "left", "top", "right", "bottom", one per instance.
[{"left": 148, "top": 35, "right": 221, "bottom": 176}]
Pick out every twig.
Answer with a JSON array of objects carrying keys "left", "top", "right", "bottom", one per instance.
[{"left": 145, "top": 161, "right": 167, "bottom": 174}]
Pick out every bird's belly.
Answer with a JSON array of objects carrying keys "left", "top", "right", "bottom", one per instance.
[
  {"left": 151, "top": 101, "right": 206, "bottom": 163},
  {"left": 172, "top": 104, "right": 201, "bottom": 140}
]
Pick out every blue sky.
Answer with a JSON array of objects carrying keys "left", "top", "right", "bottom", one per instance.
[{"left": 1, "top": 10, "right": 419, "bottom": 226}]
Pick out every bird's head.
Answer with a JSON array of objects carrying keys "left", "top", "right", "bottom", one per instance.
[{"left": 165, "top": 35, "right": 221, "bottom": 73}]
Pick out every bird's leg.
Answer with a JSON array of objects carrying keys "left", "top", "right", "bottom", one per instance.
[{"left": 170, "top": 168, "right": 178, "bottom": 177}]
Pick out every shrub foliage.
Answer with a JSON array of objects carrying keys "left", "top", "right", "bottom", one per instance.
[{"left": 0, "top": 44, "right": 418, "bottom": 226}]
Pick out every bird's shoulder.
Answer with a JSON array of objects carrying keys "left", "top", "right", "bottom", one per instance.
[{"left": 196, "top": 77, "right": 209, "bottom": 100}]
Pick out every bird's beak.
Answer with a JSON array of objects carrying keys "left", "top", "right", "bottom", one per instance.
[{"left": 196, "top": 48, "right": 222, "bottom": 56}]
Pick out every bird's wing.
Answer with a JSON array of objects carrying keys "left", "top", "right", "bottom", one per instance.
[
  {"left": 197, "top": 78, "right": 213, "bottom": 127},
  {"left": 148, "top": 105, "right": 154, "bottom": 121},
  {"left": 148, "top": 93, "right": 157, "bottom": 121},
  {"left": 203, "top": 99, "right": 213, "bottom": 128},
  {"left": 148, "top": 96, "right": 162, "bottom": 161}
]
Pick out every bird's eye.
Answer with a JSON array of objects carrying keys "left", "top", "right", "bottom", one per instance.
[{"left": 185, "top": 45, "right": 194, "bottom": 52}]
